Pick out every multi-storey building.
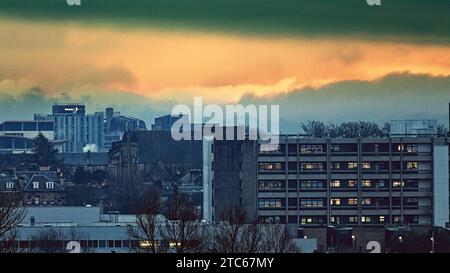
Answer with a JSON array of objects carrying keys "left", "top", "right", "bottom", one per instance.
[
  {"left": 212, "top": 136, "right": 450, "bottom": 229},
  {"left": 36, "top": 104, "right": 104, "bottom": 153},
  {"left": 0, "top": 120, "right": 54, "bottom": 154},
  {"left": 0, "top": 120, "right": 54, "bottom": 140}
]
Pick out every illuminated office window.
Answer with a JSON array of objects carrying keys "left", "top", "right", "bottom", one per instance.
[
  {"left": 406, "top": 162, "right": 418, "bottom": 171},
  {"left": 362, "top": 180, "right": 372, "bottom": 187},
  {"left": 330, "top": 198, "right": 341, "bottom": 206},
  {"left": 348, "top": 180, "right": 357, "bottom": 187},
  {"left": 330, "top": 180, "right": 341, "bottom": 188}
]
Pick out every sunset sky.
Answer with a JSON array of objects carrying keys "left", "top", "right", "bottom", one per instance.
[{"left": 0, "top": 0, "right": 449, "bottom": 131}]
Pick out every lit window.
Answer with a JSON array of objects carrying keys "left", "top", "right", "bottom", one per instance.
[
  {"left": 347, "top": 162, "right": 358, "bottom": 169},
  {"left": 406, "top": 162, "right": 418, "bottom": 171},
  {"left": 6, "top": 182, "right": 14, "bottom": 189},
  {"left": 393, "top": 181, "right": 404, "bottom": 187},
  {"left": 330, "top": 180, "right": 341, "bottom": 188},
  {"left": 406, "top": 144, "right": 418, "bottom": 153},
  {"left": 32, "top": 182, "right": 39, "bottom": 189},
  {"left": 330, "top": 198, "right": 341, "bottom": 206},
  {"left": 379, "top": 216, "right": 385, "bottom": 223},
  {"left": 362, "top": 180, "right": 372, "bottom": 187},
  {"left": 46, "top": 182, "right": 54, "bottom": 189},
  {"left": 361, "top": 162, "right": 371, "bottom": 169},
  {"left": 361, "top": 216, "right": 371, "bottom": 223},
  {"left": 332, "top": 163, "right": 341, "bottom": 170},
  {"left": 301, "top": 163, "right": 324, "bottom": 171},
  {"left": 362, "top": 198, "right": 372, "bottom": 205},
  {"left": 259, "top": 181, "right": 283, "bottom": 190},
  {"left": 348, "top": 180, "right": 357, "bottom": 187},
  {"left": 300, "top": 145, "right": 324, "bottom": 154},
  {"left": 331, "top": 216, "right": 340, "bottom": 224},
  {"left": 349, "top": 216, "right": 358, "bottom": 223},
  {"left": 348, "top": 198, "right": 358, "bottom": 205},
  {"left": 259, "top": 198, "right": 283, "bottom": 208}
]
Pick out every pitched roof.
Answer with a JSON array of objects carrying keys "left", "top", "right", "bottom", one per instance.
[
  {"left": 24, "top": 174, "right": 63, "bottom": 192},
  {"left": 0, "top": 174, "right": 21, "bottom": 191}
]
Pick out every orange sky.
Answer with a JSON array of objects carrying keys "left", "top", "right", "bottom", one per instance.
[{"left": 1, "top": 19, "right": 450, "bottom": 103}]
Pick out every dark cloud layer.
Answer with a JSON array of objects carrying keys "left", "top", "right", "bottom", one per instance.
[{"left": 1, "top": 0, "right": 449, "bottom": 43}]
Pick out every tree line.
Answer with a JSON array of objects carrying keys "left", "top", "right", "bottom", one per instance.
[
  {"left": 128, "top": 190, "right": 298, "bottom": 253},
  {"left": 300, "top": 120, "right": 448, "bottom": 138}
]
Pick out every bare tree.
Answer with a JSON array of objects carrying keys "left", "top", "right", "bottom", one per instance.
[
  {"left": 0, "top": 192, "right": 26, "bottom": 253},
  {"left": 128, "top": 190, "right": 163, "bottom": 253},
  {"left": 211, "top": 207, "right": 298, "bottom": 253},
  {"left": 437, "top": 124, "right": 448, "bottom": 137},
  {"left": 301, "top": 121, "right": 328, "bottom": 138},
  {"left": 28, "top": 227, "right": 93, "bottom": 253},
  {"left": 211, "top": 207, "right": 266, "bottom": 253},
  {"left": 211, "top": 207, "right": 247, "bottom": 253},
  {"left": 261, "top": 224, "right": 297, "bottom": 253},
  {"left": 162, "top": 193, "right": 206, "bottom": 253},
  {"left": 28, "top": 228, "right": 66, "bottom": 253},
  {"left": 240, "top": 222, "right": 264, "bottom": 253}
]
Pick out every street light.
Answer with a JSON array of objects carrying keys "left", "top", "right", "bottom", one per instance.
[
  {"left": 430, "top": 230, "right": 435, "bottom": 253},
  {"left": 351, "top": 235, "right": 356, "bottom": 249},
  {"left": 398, "top": 236, "right": 403, "bottom": 243}
]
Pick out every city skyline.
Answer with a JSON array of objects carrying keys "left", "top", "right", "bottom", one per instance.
[{"left": 0, "top": 1, "right": 449, "bottom": 132}]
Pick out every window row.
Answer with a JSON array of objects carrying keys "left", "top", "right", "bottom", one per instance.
[
  {"left": 259, "top": 162, "right": 420, "bottom": 172},
  {"left": 259, "top": 144, "right": 423, "bottom": 154}
]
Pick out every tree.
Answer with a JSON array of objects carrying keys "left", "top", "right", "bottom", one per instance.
[
  {"left": 28, "top": 228, "right": 66, "bottom": 253},
  {"left": 128, "top": 189, "right": 163, "bottom": 253},
  {"left": 162, "top": 193, "right": 206, "bottom": 253},
  {"left": 300, "top": 121, "right": 327, "bottom": 138},
  {"left": 261, "top": 224, "right": 297, "bottom": 253},
  {"left": 0, "top": 192, "right": 26, "bottom": 253},
  {"left": 382, "top": 122, "right": 391, "bottom": 137},
  {"left": 73, "top": 166, "right": 87, "bottom": 184},
  {"left": 33, "top": 133, "right": 59, "bottom": 166},
  {"left": 211, "top": 207, "right": 297, "bottom": 253},
  {"left": 437, "top": 124, "right": 448, "bottom": 137},
  {"left": 337, "top": 121, "right": 383, "bottom": 138},
  {"left": 28, "top": 227, "right": 93, "bottom": 253},
  {"left": 301, "top": 120, "right": 385, "bottom": 138},
  {"left": 211, "top": 207, "right": 248, "bottom": 253}
]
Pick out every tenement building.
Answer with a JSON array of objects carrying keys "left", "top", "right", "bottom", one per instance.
[{"left": 212, "top": 136, "right": 450, "bottom": 228}]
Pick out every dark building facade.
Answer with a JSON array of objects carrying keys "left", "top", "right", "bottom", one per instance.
[
  {"left": 151, "top": 114, "right": 184, "bottom": 131},
  {"left": 108, "top": 130, "right": 203, "bottom": 187},
  {"left": 212, "top": 136, "right": 450, "bottom": 229}
]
